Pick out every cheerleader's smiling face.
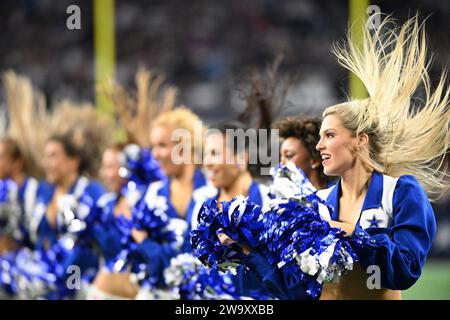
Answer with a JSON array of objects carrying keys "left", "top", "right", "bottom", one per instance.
[
  {"left": 203, "top": 132, "right": 244, "bottom": 189},
  {"left": 316, "top": 114, "right": 360, "bottom": 176},
  {"left": 43, "top": 140, "right": 80, "bottom": 185},
  {"left": 280, "top": 137, "right": 316, "bottom": 177},
  {"left": 150, "top": 125, "right": 183, "bottom": 177},
  {"left": 100, "top": 148, "right": 126, "bottom": 193}
]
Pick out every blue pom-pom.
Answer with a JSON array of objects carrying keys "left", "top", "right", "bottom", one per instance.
[
  {"left": 259, "top": 193, "right": 358, "bottom": 299},
  {"left": 164, "top": 253, "right": 244, "bottom": 300},
  {"left": 119, "top": 145, "right": 165, "bottom": 188},
  {"left": 190, "top": 163, "right": 358, "bottom": 300},
  {"left": 190, "top": 196, "right": 264, "bottom": 273},
  {"left": 109, "top": 196, "right": 181, "bottom": 288}
]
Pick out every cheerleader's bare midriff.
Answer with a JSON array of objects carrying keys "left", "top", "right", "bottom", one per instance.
[
  {"left": 320, "top": 263, "right": 402, "bottom": 300},
  {"left": 93, "top": 270, "right": 139, "bottom": 299}
]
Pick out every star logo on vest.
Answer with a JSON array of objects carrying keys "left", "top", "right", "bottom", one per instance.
[{"left": 367, "top": 214, "right": 383, "bottom": 228}]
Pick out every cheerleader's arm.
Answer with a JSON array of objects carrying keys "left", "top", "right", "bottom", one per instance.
[{"left": 351, "top": 175, "right": 436, "bottom": 290}]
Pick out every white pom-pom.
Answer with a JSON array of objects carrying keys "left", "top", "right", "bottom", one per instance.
[
  {"left": 124, "top": 144, "right": 140, "bottom": 161},
  {"left": 296, "top": 249, "right": 320, "bottom": 276}
]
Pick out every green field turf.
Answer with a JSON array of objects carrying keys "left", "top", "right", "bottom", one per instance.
[{"left": 403, "top": 260, "right": 450, "bottom": 300}]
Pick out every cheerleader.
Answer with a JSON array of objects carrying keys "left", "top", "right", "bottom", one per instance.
[
  {"left": 225, "top": 15, "right": 449, "bottom": 301},
  {"left": 1, "top": 72, "right": 50, "bottom": 253},
  {"left": 29, "top": 134, "right": 105, "bottom": 276},
  {"left": 314, "top": 16, "right": 450, "bottom": 299},
  {"left": 129, "top": 107, "right": 211, "bottom": 294},
  {"left": 198, "top": 121, "right": 274, "bottom": 299},
  {"left": 201, "top": 121, "right": 269, "bottom": 214},
  {"left": 0, "top": 73, "right": 113, "bottom": 299},
  {"left": 273, "top": 116, "right": 335, "bottom": 190},
  {"left": 0, "top": 132, "right": 107, "bottom": 299},
  {"left": 204, "top": 61, "right": 339, "bottom": 299},
  {"left": 214, "top": 117, "right": 335, "bottom": 300},
  {"left": 87, "top": 144, "right": 153, "bottom": 299},
  {"left": 0, "top": 137, "right": 42, "bottom": 252}
]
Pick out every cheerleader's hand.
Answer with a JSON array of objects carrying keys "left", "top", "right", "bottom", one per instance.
[
  {"left": 217, "top": 232, "right": 237, "bottom": 246},
  {"left": 319, "top": 212, "right": 356, "bottom": 236},
  {"left": 131, "top": 228, "right": 148, "bottom": 244},
  {"left": 217, "top": 232, "right": 251, "bottom": 255},
  {"left": 328, "top": 221, "right": 356, "bottom": 237}
]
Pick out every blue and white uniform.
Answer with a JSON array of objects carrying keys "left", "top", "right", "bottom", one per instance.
[
  {"left": 0, "top": 177, "right": 43, "bottom": 248},
  {"left": 30, "top": 176, "right": 105, "bottom": 285},
  {"left": 0, "top": 176, "right": 105, "bottom": 299},
  {"left": 92, "top": 185, "right": 145, "bottom": 270},
  {"left": 135, "top": 168, "right": 211, "bottom": 286},
  {"left": 316, "top": 170, "right": 436, "bottom": 290},
  {"left": 30, "top": 176, "right": 104, "bottom": 248},
  {"left": 244, "top": 170, "right": 437, "bottom": 299},
  {"left": 84, "top": 187, "right": 146, "bottom": 300},
  {"left": 17, "top": 177, "right": 45, "bottom": 247}
]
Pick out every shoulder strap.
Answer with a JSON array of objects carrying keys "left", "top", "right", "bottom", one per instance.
[
  {"left": 316, "top": 186, "right": 335, "bottom": 221},
  {"left": 381, "top": 174, "right": 399, "bottom": 219}
]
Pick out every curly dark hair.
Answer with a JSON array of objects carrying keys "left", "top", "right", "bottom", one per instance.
[{"left": 273, "top": 115, "right": 334, "bottom": 186}]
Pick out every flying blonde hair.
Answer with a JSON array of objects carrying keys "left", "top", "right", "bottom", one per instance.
[
  {"left": 323, "top": 15, "right": 450, "bottom": 200},
  {"left": 2, "top": 71, "right": 49, "bottom": 178},
  {"left": 2, "top": 71, "right": 113, "bottom": 179},
  {"left": 102, "top": 68, "right": 177, "bottom": 147}
]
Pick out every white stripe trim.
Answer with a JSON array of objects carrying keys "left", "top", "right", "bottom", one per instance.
[
  {"left": 96, "top": 192, "right": 117, "bottom": 208},
  {"left": 190, "top": 184, "right": 218, "bottom": 230},
  {"left": 29, "top": 202, "right": 46, "bottom": 244},
  {"left": 316, "top": 186, "right": 335, "bottom": 221},
  {"left": 359, "top": 174, "right": 399, "bottom": 229},
  {"left": 381, "top": 174, "right": 399, "bottom": 221},
  {"left": 23, "top": 177, "right": 39, "bottom": 228},
  {"left": 316, "top": 186, "right": 334, "bottom": 201},
  {"left": 29, "top": 176, "right": 90, "bottom": 244},
  {"left": 144, "top": 180, "right": 164, "bottom": 207},
  {"left": 73, "top": 176, "right": 89, "bottom": 199},
  {"left": 257, "top": 184, "right": 270, "bottom": 205}
]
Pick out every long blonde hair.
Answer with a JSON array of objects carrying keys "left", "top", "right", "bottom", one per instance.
[
  {"left": 2, "top": 71, "right": 113, "bottom": 179},
  {"left": 102, "top": 68, "right": 177, "bottom": 147},
  {"left": 2, "top": 71, "right": 49, "bottom": 178},
  {"left": 323, "top": 15, "right": 450, "bottom": 200}
]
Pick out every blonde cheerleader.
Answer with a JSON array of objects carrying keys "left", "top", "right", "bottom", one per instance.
[
  {"left": 88, "top": 69, "right": 178, "bottom": 300},
  {"left": 315, "top": 15, "right": 449, "bottom": 299}
]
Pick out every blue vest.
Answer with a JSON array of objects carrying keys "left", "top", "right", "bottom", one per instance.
[
  {"left": 30, "top": 176, "right": 104, "bottom": 249},
  {"left": 134, "top": 168, "right": 209, "bottom": 286},
  {"left": 316, "top": 171, "right": 436, "bottom": 290},
  {"left": 17, "top": 177, "right": 45, "bottom": 247}
]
